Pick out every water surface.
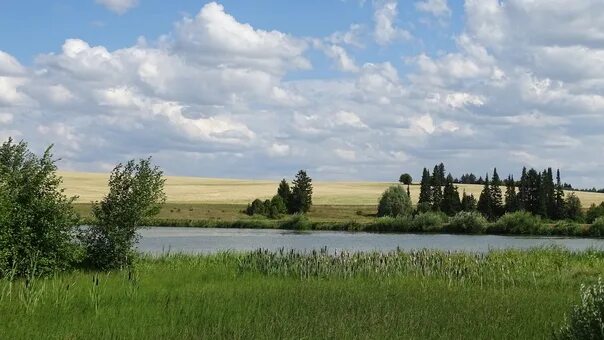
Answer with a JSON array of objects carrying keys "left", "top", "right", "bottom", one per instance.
[{"left": 137, "top": 227, "right": 604, "bottom": 254}]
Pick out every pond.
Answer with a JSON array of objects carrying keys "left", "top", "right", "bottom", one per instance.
[{"left": 137, "top": 227, "right": 604, "bottom": 254}]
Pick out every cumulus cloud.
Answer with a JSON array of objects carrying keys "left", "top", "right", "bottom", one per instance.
[
  {"left": 373, "top": 0, "right": 412, "bottom": 45},
  {"left": 95, "top": 0, "right": 139, "bottom": 15},
  {"left": 415, "top": 0, "right": 451, "bottom": 17}
]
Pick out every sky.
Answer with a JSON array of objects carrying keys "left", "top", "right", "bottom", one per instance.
[{"left": 0, "top": 0, "right": 603, "bottom": 187}]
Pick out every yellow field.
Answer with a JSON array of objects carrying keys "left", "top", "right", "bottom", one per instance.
[{"left": 59, "top": 172, "right": 604, "bottom": 207}]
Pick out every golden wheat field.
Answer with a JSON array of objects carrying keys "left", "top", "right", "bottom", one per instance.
[{"left": 59, "top": 171, "right": 604, "bottom": 207}]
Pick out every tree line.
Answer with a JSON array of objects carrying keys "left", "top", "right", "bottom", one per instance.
[
  {"left": 406, "top": 163, "right": 584, "bottom": 221},
  {"left": 246, "top": 170, "right": 313, "bottom": 218}
]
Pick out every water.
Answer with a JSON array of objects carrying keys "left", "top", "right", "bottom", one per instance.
[{"left": 137, "top": 227, "right": 604, "bottom": 254}]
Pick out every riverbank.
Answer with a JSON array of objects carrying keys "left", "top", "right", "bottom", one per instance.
[{"left": 1, "top": 248, "right": 601, "bottom": 338}]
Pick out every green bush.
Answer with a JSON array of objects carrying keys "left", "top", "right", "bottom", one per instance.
[
  {"left": 246, "top": 199, "right": 266, "bottom": 216},
  {"left": 413, "top": 212, "right": 446, "bottom": 232},
  {"left": 589, "top": 217, "right": 604, "bottom": 237},
  {"left": 586, "top": 203, "right": 604, "bottom": 224},
  {"left": 377, "top": 185, "right": 412, "bottom": 217},
  {"left": 369, "top": 216, "right": 414, "bottom": 232},
  {"left": 0, "top": 139, "right": 80, "bottom": 277},
  {"left": 555, "top": 278, "right": 604, "bottom": 339},
  {"left": 489, "top": 211, "right": 543, "bottom": 235},
  {"left": 444, "top": 211, "right": 488, "bottom": 234},
  {"left": 279, "top": 214, "right": 312, "bottom": 230},
  {"left": 81, "top": 158, "right": 166, "bottom": 270},
  {"left": 551, "top": 221, "right": 586, "bottom": 237}
]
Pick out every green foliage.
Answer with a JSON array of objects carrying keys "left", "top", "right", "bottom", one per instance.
[
  {"left": 418, "top": 168, "right": 432, "bottom": 208},
  {"left": 555, "top": 278, "right": 604, "bottom": 339},
  {"left": 431, "top": 164, "right": 444, "bottom": 211},
  {"left": 81, "top": 158, "right": 166, "bottom": 270},
  {"left": 246, "top": 199, "right": 266, "bottom": 216},
  {"left": 377, "top": 185, "right": 412, "bottom": 217},
  {"left": 441, "top": 174, "right": 461, "bottom": 216},
  {"left": 565, "top": 193, "right": 584, "bottom": 222},
  {"left": 590, "top": 217, "right": 604, "bottom": 237},
  {"left": 279, "top": 214, "right": 312, "bottom": 230},
  {"left": 586, "top": 203, "right": 604, "bottom": 224},
  {"left": 490, "top": 168, "right": 504, "bottom": 217},
  {"left": 460, "top": 191, "right": 477, "bottom": 211},
  {"left": 504, "top": 175, "right": 519, "bottom": 213},
  {"left": 0, "top": 138, "right": 79, "bottom": 277},
  {"left": 289, "top": 170, "right": 313, "bottom": 214},
  {"left": 399, "top": 173, "right": 412, "bottom": 185},
  {"left": 413, "top": 212, "right": 447, "bottom": 232},
  {"left": 445, "top": 211, "right": 488, "bottom": 234},
  {"left": 277, "top": 179, "right": 291, "bottom": 208},
  {"left": 489, "top": 211, "right": 543, "bottom": 235},
  {"left": 477, "top": 175, "right": 494, "bottom": 220},
  {"left": 270, "top": 195, "right": 287, "bottom": 214}
]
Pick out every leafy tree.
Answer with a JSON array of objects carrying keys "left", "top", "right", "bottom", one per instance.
[
  {"left": 399, "top": 173, "right": 412, "bottom": 196},
  {"left": 270, "top": 195, "right": 287, "bottom": 215},
  {"left": 82, "top": 158, "right": 166, "bottom": 270},
  {"left": 586, "top": 203, "right": 604, "bottom": 224},
  {"left": 0, "top": 139, "right": 79, "bottom": 277},
  {"left": 477, "top": 175, "right": 494, "bottom": 220},
  {"left": 441, "top": 174, "right": 461, "bottom": 216},
  {"left": 565, "top": 193, "right": 583, "bottom": 222},
  {"left": 490, "top": 168, "right": 504, "bottom": 217},
  {"left": 461, "top": 191, "right": 477, "bottom": 211},
  {"left": 277, "top": 179, "right": 291, "bottom": 208},
  {"left": 289, "top": 170, "right": 313, "bottom": 214},
  {"left": 504, "top": 175, "right": 519, "bottom": 213},
  {"left": 246, "top": 199, "right": 266, "bottom": 216},
  {"left": 377, "top": 185, "right": 412, "bottom": 217},
  {"left": 417, "top": 168, "right": 432, "bottom": 212}
]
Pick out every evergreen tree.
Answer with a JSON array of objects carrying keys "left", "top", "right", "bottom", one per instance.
[
  {"left": 289, "top": 170, "right": 313, "bottom": 214},
  {"left": 525, "top": 169, "right": 541, "bottom": 215},
  {"left": 504, "top": 175, "right": 518, "bottom": 213},
  {"left": 437, "top": 163, "right": 446, "bottom": 184},
  {"left": 277, "top": 179, "right": 291, "bottom": 208},
  {"left": 441, "top": 174, "right": 461, "bottom": 216},
  {"left": 553, "top": 169, "right": 566, "bottom": 220},
  {"left": 477, "top": 174, "right": 494, "bottom": 220},
  {"left": 518, "top": 167, "right": 528, "bottom": 210},
  {"left": 461, "top": 191, "right": 477, "bottom": 211},
  {"left": 544, "top": 168, "right": 556, "bottom": 218},
  {"left": 431, "top": 165, "right": 443, "bottom": 211},
  {"left": 490, "top": 168, "right": 504, "bottom": 217},
  {"left": 537, "top": 170, "right": 548, "bottom": 217},
  {"left": 417, "top": 167, "right": 432, "bottom": 212}
]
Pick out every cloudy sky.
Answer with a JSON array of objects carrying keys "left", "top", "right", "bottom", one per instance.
[{"left": 1, "top": 0, "right": 603, "bottom": 186}]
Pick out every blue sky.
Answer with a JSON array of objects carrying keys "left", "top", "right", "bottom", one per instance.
[{"left": 0, "top": 0, "right": 603, "bottom": 186}]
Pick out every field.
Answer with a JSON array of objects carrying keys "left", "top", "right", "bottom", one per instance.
[
  {"left": 63, "top": 171, "right": 604, "bottom": 223},
  {"left": 1, "top": 248, "right": 601, "bottom": 339}
]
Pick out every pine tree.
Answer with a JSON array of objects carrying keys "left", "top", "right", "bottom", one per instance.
[
  {"left": 289, "top": 170, "right": 313, "bottom": 214},
  {"left": 504, "top": 175, "right": 518, "bottom": 213},
  {"left": 477, "top": 174, "right": 493, "bottom": 220},
  {"left": 525, "top": 169, "right": 541, "bottom": 215},
  {"left": 431, "top": 165, "right": 443, "bottom": 211},
  {"left": 461, "top": 191, "right": 477, "bottom": 211},
  {"left": 545, "top": 168, "right": 556, "bottom": 218},
  {"left": 518, "top": 167, "right": 528, "bottom": 210},
  {"left": 417, "top": 167, "right": 432, "bottom": 212},
  {"left": 490, "top": 168, "right": 504, "bottom": 217},
  {"left": 553, "top": 169, "right": 566, "bottom": 220},
  {"left": 441, "top": 174, "right": 461, "bottom": 216},
  {"left": 277, "top": 179, "right": 291, "bottom": 209},
  {"left": 537, "top": 170, "right": 548, "bottom": 217}
]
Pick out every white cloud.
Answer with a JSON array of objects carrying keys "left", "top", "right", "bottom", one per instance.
[
  {"left": 373, "top": 1, "right": 412, "bottom": 45},
  {"left": 416, "top": 0, "right": 451, "bottom": 17},
  {"left": 95, "top": 0, "right": 139, "bottom": 15}
]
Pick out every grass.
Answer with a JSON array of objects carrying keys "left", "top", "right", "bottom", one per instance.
[
  {"left": 60, "top": 171, "right": 604, "bottom": 206},
  {"left": 1, "top": 248, "right": 601, "bottom": 339}
]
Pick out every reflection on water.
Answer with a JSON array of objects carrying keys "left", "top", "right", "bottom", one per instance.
[{"left": 137, "top": 227, "right": 604, "bottom": 254}]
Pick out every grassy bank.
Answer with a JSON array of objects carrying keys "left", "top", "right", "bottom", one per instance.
[{"left": 1, "top": 248, "right": 602, "bottom": 339}]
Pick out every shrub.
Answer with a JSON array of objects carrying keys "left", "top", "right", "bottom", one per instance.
[
  {"left": 445, "top": 211, "right": 488, "bottom": 234},
  {"left": 81, "top": 158, "right": 166, "bottom": 270},
  {"left": 489, "top": 211, "right": 542, "bottom": 235},
  {"left": 0, "top": 139, "right": 80, "bottom": 277},
  {"left": 279, "top": 214, "right": 313, "bottom": 230},
  {"left": 551, "top": 221, "right": 586, "bottom": 237},
  {"left": 586, "top": 203, "right": 604, "bottom": 224},
  {"left": 413, "top": 212, "right": 446, "bottom": 232},
  {"left": 590, "top": 217, "right": 604, "bottom": 237},
  {"left": 369, "top": 216, "right": 414, "bottom": 232},
  {"left": 246, "top": 199, "right": 266, "bottom": 216},
  {"left": 555, "top": 278, "right": 604, "bottom": 339},
  {"left": 377, "top": 185, "right": 412, "bottom": 217},
  {"left": 270, "top": 195, "right": 287, "bottom": 215}
]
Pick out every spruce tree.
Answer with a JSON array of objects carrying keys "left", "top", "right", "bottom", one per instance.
[
  {"left": 504, "top": 175, "right": 518, "bottom": 213},
  {"left": 277, "top": 179, "right": 291, "bottom": 209},
  {"left": 545, "top": 168, "right": 556, "bottom": 218},
  {"left": 490, "top": 168, "right": 504, "bottom": 217},
  {"left": 441, "top": 174, "right": 461, "bottom": 216},
  {"left": 554, "top": 169, "right": 566, "bottom": 220},
  {"left": 477, "top": 174, "right": 493, "bottom": 220},
  {"left": 461, "top": 191, "right": 477, "bottom": 211},
  {"left": 417, "top": 167, "right": 432, "bottom": 212},
  {"left": 431, "top": 165, "right": 443, "bottom": 211},
  {"left": 518, "top": 167, "right": 528, "bottom": 210},
  {"left": 289, "top": 170, "right": 313, "bottom": 214}
]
